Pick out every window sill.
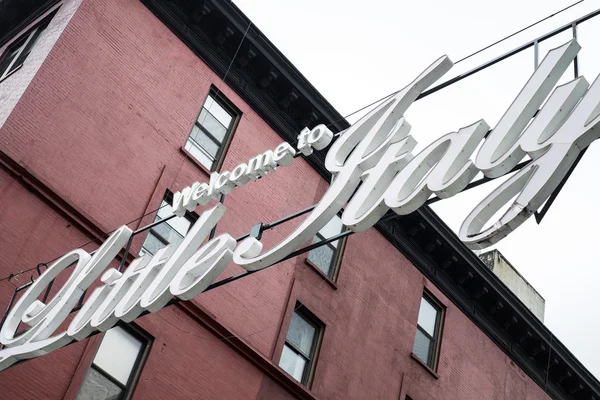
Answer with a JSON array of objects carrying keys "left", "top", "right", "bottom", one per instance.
[
  {"left": 179, "top": 146, "right": 213, "bottom": 177},
  {"left": 304, "top": 259, "right": 337, "bottom": 290},
  {"left": 410, "top": 352, "right": 439, "bottom": 379}
]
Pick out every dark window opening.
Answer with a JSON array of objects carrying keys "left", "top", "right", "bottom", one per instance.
[
  {"left": 76, "top": 325, "right": 151, "bottom": 400},
  {"left": 413, "top": 293, "right": 444, "bottom": 370},
  {"left": 184, "top": 88, "right": 240, "bottom": 171},
  {"left": 307, "top": 214, "right": 346, "bottom": 280},
  {"left": 139, "top": 192, "right": 197, "bottom": 257},
  {"left": 279, "top": 304, "right": 323, "bottom": 386}
]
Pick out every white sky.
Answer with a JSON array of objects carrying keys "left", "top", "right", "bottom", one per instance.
[{"left": 233, "top": 0, "right": 600, "bottom": 378}]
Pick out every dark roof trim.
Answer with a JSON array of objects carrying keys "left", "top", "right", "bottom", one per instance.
[
  {"left": 0, "top": 0, "right": 59, "bottom": 47},
  {"left": 141, "top": 1, "right": 600, "bottom": 398},
  {"left": 206, "top": 0, "right": 349, "bottom": 131},
  {"left": 389, "top": 208, "right": 600, "bottom": 399},
  {"left": 141, "top": 0, "right": 348, "bottom": 179}
]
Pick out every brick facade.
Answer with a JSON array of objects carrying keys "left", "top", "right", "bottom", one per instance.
[{"left": 0, "top": 0, "right": 552, "bottom": 398}]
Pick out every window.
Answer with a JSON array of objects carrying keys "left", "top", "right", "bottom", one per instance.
[
  {"left": 279, "top": 305, "right": 323, "bottom": 386},
  {"left": 184, "top": 89, "right": 240, "bottom": 171},
  {"left": 139, "top": 193, "right": 196, "bottom": 257},
  {"left": 412, "top": 294, "right": 444, "bottom": 370},
  {"left": 0, "top": 10, "right": 56, "bottom": 82},
  {"left": 307, "top": 215, "right": 345, "bottom": 279},
  {"left": 77, "top": 325, "right": 150, "bottom": 400}
]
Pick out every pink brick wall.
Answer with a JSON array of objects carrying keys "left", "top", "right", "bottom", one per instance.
[{"left": 0, "top": 0, "right": 551, "bottom": 398}]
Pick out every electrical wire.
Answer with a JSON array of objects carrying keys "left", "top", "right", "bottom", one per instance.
[
  {"left": 0, "top": 23, "right": 256, "bottom": 285},
  {"left": 0, "top": 0, "right": 585, "bottom": 284},
  {"left": 155, "top": 303, "right": 301, "bottom": 342},
  {"left": 454, "top": 0, "right": 584, "bottom": 65},
  {"left": 171, "top": 22, "right": 252, "bottom": 187},
  {"left": 327, "top": 0, "right": 586, "bottom": 126},
  {"left": 0, "top": 202, "right": 172, "bottom": 283}
]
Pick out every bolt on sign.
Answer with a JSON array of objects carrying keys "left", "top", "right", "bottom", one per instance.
[{"left": 2, "top": 40, "right": 600, "bottom": 370}]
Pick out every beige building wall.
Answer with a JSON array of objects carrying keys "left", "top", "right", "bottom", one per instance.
[{"left": 479, "top": 250, "right": 545, "bottom": 322}]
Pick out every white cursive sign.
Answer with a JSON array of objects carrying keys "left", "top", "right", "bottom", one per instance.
[{"left": 2, "top": 40, "right": 599, "bottom": 370}]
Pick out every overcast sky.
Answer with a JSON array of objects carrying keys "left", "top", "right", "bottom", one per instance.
[{"left": 232, "top": 0, "right": 600, "bottom": 378}]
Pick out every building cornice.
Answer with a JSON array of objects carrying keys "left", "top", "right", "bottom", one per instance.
[
  {"left": 102, "top": 0, "right": 600, "bottom": 398},
  {"left": 141, "top": 0, "right": 349, "bottom": 180},
  {"left": 378, "top": 209, "right": 599, "bottom": 399}
]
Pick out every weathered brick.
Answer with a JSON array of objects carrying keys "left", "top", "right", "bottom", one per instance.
[{"left": 0, "top": 0, "right": 551, "bottom": 398}]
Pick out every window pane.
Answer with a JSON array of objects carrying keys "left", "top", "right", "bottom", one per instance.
[
  {"left": 279, "top": 344, "right": 307, "bottom": 382},
  {"left": 413, "top": 328, "right": 432, "bottom": 366},
  {"left": 307, "top": 239, "right": 335, "bottom": 276},
  {"left": 417, "top": 297, "right": 438, "bottom": 336},
  {"left": 140, "top": 232, "right": 165, "bottom": 257},
  {"left": 93, "top": 327, "right": 143, "bottom": 385},
  {"left": 141, "top": 196, "right": 192, "bottom": 257},
  {"left": 76, "top": 367, "right": 123, "bottom": 400},
  {"left": 287, "top": 312, "right": 316, "bottom": 357},
  {"left": 185, "top": 140, "right": 214, "bottom": 169},
  {"left": 139, "top": 246, "right": 152, "bottom": 257},
  {"left": 151, "top": 223, "right": 183, "bottom": 246},
  {"left": 190, "top": 126, "right": 219, "bottom": 157},
  {"left": 203, "top": 95, "right": 233, "bottom": 128},
  {"left": 197, "top": 109, "right": 227, "bottom": 142},
  {"left": 165, "top": 216, "right": 190, "bottom": 238},
  {"left": 319, "top": 216, "right": 343, "bottom": 245},
  {"left": 155, "top": 200, "right": 174, "bottom": 221},
  {"left": 153, "top": 214, "right": 188, "bottom": 240}
]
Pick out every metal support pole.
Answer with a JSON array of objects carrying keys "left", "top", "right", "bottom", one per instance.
[
  {"left": 118, "top": 236, "right": 134, "bottom": 272},
  {"left": 572, "top": 22, "right": 579, "bottom": 78},
  {"left": 416, "top": 7, "right": 600, "bottom": 101},
  {"left": 209, "top": 194, "right": 226, "bottom": 240}
]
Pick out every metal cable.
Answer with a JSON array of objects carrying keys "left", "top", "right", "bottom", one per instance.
[
  {"left": 154, "top": 303, "right": 301, "bottom": 342},
  {"left": 0, "top": 202, "right": 172, "bottom": 283},
  {"left": 0, "top": 1, "right": 585, "bottom": 284},
  {"left": 0, "top": 22, "right": 254, "bottom": 284},
  {"left": 454, "top": 0, "right": 584, "bottom": 64},
  {"left": 327, "top": 0, "right": 586, "bottom": 126},
  {"left": 171, "top": 21, "right": 252, "bottom": 186}
]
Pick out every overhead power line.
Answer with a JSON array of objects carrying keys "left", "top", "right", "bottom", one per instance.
[
  {"left": 329, "top": 0, "right": 586, "bottom": 125},
  {"left": 0, "top": 22, "right": 258, "bottom": 285},
  {"left": 0, "top": 0, "right": 587, "bottom": 284}
]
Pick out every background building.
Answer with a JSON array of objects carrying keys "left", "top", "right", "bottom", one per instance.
[
  {"left": 0, "top": 0, "right": 598, "bottom": 399},
  {"left": 479, "top": 250, "right": 546, "bottom": 322}
]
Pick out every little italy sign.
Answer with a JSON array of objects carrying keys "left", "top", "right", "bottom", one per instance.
[{"left": 1, "top": 39, "right": 600, "bottom": 370}]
